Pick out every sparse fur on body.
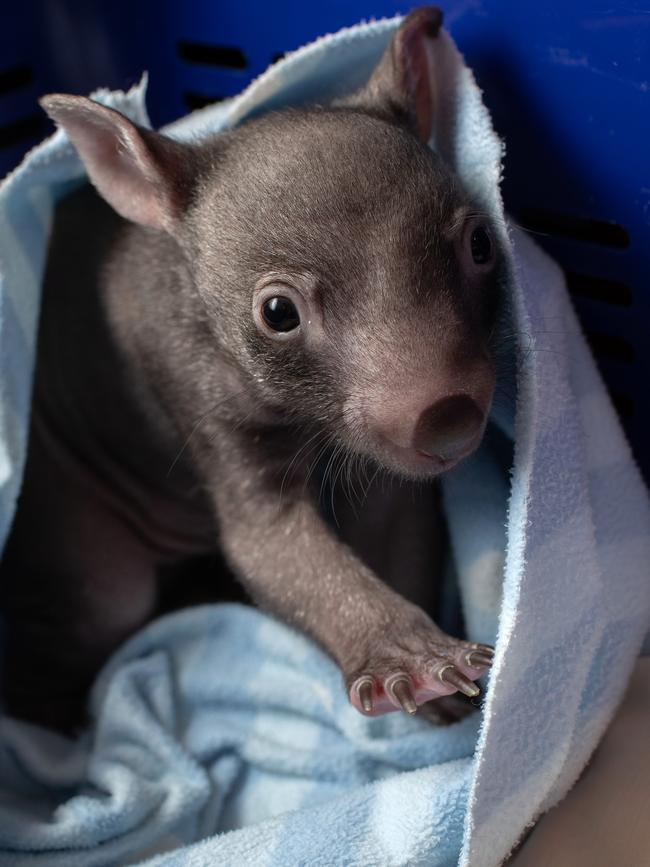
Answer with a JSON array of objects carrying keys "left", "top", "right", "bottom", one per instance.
[{"left": 1, "top": 8, "right": 501, "bottom": 730}]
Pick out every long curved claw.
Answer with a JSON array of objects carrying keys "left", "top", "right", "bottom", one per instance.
[
  {"left": 439, "top": 665, "right": 480, "bottom": 698},
  {"left": 466, "top": 650, "right": 494, "bottom": 668},
  {"left": 475, "top": 644, "right": 495, "bottom": 658},
  {"left": 357, "top": 678, "right": 374, "bottom": 714},
  {"left": 387, "top": 676, "right": 417, "bottom": 715}
]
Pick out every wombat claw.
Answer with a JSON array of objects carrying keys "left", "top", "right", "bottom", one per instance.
[{"left": 438, "top": 664, "right": 481, "bottom": 697}]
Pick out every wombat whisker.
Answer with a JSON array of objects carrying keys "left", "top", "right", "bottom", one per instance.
[
  {"left": 305, "top": 432, "right": 337, "bottom": 490},
  {"left": 166, "top": 391, "right": 246, "bottom": 477},
  {"left": 279, "top": 427, "right": 327, "bottom": 505},
  {"left": 323, "top": 442, "right": 346, "bottom": 526}
]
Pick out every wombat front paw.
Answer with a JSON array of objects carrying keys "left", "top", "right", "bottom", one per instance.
[{"left": 346, "top": 626, "right": 493, "bottom": 717}]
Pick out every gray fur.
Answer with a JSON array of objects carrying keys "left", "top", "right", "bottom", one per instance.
[{"left": 0, "top": 8, "right": 504, "bottom": 729}]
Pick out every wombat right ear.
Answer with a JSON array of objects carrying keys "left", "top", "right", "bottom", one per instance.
[
  {"left": 343, "top": 6, "right": 445, "bottom": 144},
  {"left": 40, "top": 95, "right": 197, "bottom": 233}
]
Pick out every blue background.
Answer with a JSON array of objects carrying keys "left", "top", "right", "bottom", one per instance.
[{"left": 1, "top": 1, "right": 648, "bottom": 478}]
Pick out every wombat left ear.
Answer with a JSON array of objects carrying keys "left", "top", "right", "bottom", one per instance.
[
  {"left": 343, "top": 6, "right": 444, "bottom": 144},
  {"left": 40, "top": 95, "right": 197, "bottom": 233}
]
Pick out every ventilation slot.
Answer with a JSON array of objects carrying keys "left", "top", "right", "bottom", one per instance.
[
  {"left": 178, "top": 41, "right": 247, "bottom": 69},
  {"left": 0, "top": 64, "right": 34, "bottom": 96},
  {"left": 519, "top": 210, "right": 630, "bottom": 249},
  {"left": 0, "top": 114, "right": 46, "bottom": 149},
  {"left": 585, "top": 330, "right": 636, "bottom": 363},
  {"left": 611, "top": 391, "right": 636, "bottom": 418},
  {"left": 184, "top": 91, "right": 225, "bottom": 111},
  {"left": 565, "top": 271, "right": 632, "bottom": 307}
]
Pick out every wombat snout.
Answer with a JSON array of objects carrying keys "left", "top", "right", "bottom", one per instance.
[{"left": 412, "top": 394, "right": 484, "bottom": 461}]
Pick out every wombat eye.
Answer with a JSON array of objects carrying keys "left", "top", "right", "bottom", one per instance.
[
  {"left": 262, "top": 296, "right": 300, "bottom": 332},
  {"left": 470, "top": 226, "right": 493, "bottom": 265}
]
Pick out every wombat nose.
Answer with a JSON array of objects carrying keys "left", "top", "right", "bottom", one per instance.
[{"left": 412, "top": 395, "right": 484, "bottom": 460}]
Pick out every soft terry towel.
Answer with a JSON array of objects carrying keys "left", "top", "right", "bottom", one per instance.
[{"left": 1, "top": 15, "right": 649, "bottom": 867}]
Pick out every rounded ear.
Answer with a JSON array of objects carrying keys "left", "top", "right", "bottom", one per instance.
[
  {"left": 341, "top": 6, "right": 445, "bottom": 144},
  {"left": 40, "top": 94, "right": 199, "bottom": 233}
]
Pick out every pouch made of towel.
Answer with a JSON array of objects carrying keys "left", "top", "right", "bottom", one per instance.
[{"left": 0, "top": 15, "right": 649, "bottom": 867}]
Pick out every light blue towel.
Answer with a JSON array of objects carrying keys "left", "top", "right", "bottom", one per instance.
[{"left": 1, "top": 16, "right": 649, "bottom": 867}]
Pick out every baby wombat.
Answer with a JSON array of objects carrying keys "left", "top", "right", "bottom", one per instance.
[{"left": 1, "top": 7, "right": 500, "bottom": 731}]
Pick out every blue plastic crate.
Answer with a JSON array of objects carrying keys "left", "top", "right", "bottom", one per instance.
[{"left": 2, "top": 0, "right": 649, "bottom": 479}]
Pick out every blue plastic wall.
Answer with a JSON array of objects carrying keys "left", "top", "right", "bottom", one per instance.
[{"left": 1, "top": 1, "right": 649, "bottom": 479}]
